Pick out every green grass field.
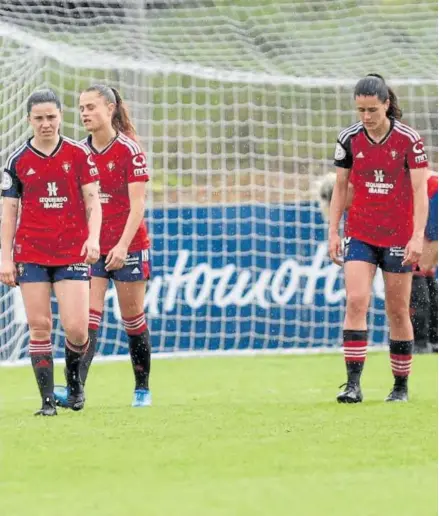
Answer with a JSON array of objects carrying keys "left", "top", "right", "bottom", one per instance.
[{"left": 0, "top": 353, "right": 437, "bottom": 516}]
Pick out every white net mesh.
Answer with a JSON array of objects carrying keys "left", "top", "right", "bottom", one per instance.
[{"left": 0, "top": 0, "right": 437, "bottom": 360}]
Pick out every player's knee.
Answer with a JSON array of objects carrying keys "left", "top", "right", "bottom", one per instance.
[
  {"left": 64, "top": 324, "right": 88, "bottom": 346},
  {"left": 346, "top": 292, "right": 369, "bottom": 318},
  {"left": 28, "top": 317, "right": 52, "bottom": 341},
  {"left": 120, "top": 299, "right": 144, "bottom": 318},
  {"left": 386, "top": 303, "right": 410, "bottom": 327}
]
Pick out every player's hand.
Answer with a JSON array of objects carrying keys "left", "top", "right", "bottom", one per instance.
[
  {"left": 0, "top": 259, "right": 17, "bottom": 287},
  {"left": 81, "top": 237, "right": 100, "bottom": 265},
  {"left": 328, "top": 232, "right": 343, "bottom": 266},
  {"left": 105, "top": 243, "right": 128, "bottom": 271},
  {"left": 402, "top": 235, "right": 423, "bottom": 266}
]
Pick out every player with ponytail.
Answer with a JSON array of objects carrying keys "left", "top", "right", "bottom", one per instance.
[
  {"left": 54, "top": 84, "right": 152, "bottom": 408},
  {"left": 329, "top": 73, "right": 429, "bottom": 403}
]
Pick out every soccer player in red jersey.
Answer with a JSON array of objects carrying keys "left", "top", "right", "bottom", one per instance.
[
  {"left": 0, "top": 89, "right": 102, "bottom": 415},
  {"left": 319, "top": 171, "right": 437, "bottom": 354},
  {"left": 54, "top": 84, "right": 152, "bottom": 408},
  {"left": 328, "top": 74, "right": 429, "bottom": 403}
]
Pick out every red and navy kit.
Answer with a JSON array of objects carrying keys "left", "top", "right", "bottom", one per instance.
[
  {"left": 92, "top": 249, "right": 150, "bottom": 282},
  {"left": 1, "top": 137, "right": 99, "bottom": 267},
  {"left": 334, "top": 118, "right": 429, "bottom": 248},
  {"left": 83, "top": 133, "right": 150, "bottom": 255}
]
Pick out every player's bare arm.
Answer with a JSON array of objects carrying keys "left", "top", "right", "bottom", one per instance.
[
  {"left": 0, "top": 197, "right": 19, "bottom": 287},
  {"left": 328, "top": 167, "right": 350, "bottom": 266},
  {"left": 81, "top": 182, "right": 102, "bottom": 265},
  {"left": 403, "top": 167, "right": 429, "bottom": 266},
  {"left": 105, "top": 181, "right": 146, "bottom": 271}
]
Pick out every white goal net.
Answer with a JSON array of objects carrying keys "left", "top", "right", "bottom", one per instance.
[{"left": 0, "top": 0, "right": 437, "bottom": 361}]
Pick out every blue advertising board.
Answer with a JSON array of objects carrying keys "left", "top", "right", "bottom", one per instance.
[{"left": 0, "top": 202, "right": 387, "bottom": 360}]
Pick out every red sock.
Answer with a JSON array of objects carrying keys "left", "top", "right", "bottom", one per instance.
[{"left": 122, "top": 313, "right": 147, "bottom": 336}]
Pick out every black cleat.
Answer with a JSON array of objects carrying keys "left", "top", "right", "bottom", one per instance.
[
  {"left": 385, "top": 388, "right": 408, "bottom": 402},
  {"left": 34, "top": 397, "right": 57, "bottom": 416},
  {"left": 67, "top": 380, "right": 85, "bottom": 411},
  {"left": 336, "top": 382, "right": 363, "bottom": 404}
]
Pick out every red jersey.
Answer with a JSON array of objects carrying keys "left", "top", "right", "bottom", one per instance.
[
  {"left": 84, "top": 133, "right": 150, "bottom": 254},
  {"left": 334, "top": 119, "right": 429, "bottom": 247},
  {"left": 1, "top": 137, "right": 99, "bottom": 265}
]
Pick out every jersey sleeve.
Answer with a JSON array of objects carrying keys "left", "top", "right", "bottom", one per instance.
[
  {"left": 77, "top": 145, "right": 99, "bottom": 186},
  {"left": 1, "top": 156, "right": 22, "bottom": 199},
  {"left": 406, "top": 139, "right": 429, "bottom": 170},
  {"left": 126, "top": 151, "right": 150, "bottom": 183},
  {"left": 333, "top": 135, "right": 353, "bottom": 169}
]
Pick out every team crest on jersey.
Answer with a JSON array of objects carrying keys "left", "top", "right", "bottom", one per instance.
[
  {"left": 334, "top": 143, "right": 346, "bottom": 161},
  {"left": 62, "top": 162, "right": 71, "bottom": 173},
  {"left": 107, "top": 161, "right": 115, "bottom": 171},
  {"left": 391, "top": 150, "right": 398, "bottom": 160},
  {"left": 1, "top": 171, "right": 12, "bottom": 190}
]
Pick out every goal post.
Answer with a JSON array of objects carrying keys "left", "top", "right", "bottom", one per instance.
[{"left": 0, "top": 0, "right": 437, "bottom": 361}]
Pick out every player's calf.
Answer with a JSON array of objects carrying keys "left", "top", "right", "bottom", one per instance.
[
  {"left": 79, "top": 310, "right": 102, "bottom": 385},
  {"left": 65, "top": 338, "right": 89, "bottom": 411},
  {"left": 410, "top": 275, "right": 431, "bottom": 354},
  {"left": 29, "top": 339, "right": 56, "bottom": 411},
  {"left": 122, "top": 314, "right": 152, "bottom": 406}
]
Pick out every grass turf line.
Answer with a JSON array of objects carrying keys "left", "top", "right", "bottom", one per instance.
[{"left": 0, "top": 353, "right": 437, "bottom": 516}]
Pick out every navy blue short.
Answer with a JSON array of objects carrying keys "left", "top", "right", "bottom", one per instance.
[
  {"left": 91, "top": 249, "right": 151, "bottom": 282},
  {"left": 16, "top": 262, "right": 90, "bottom": 284},
  {"left": 343, "top": 237, "right": 412, "bottom": 273}
]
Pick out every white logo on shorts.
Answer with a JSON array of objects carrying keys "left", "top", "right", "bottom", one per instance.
[
  {"left": 389, "top": 247, "right": 405, "bottom": 257},
  {"left": 343, "top": 237, "right": 352, "bottom": 257}
]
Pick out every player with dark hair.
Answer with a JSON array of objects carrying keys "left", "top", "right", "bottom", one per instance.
[
  {"left": 319, "top": 171, "right": 438, "bottom": 354},
  {"left": 329, "top": 73, "right": 429, "bottom": 403},
  {"left": 0, "top": 88, "right": 102, "bottom": 415},
  {"left": 54, "top": 84, "right": 152, "bottom": 408}
]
